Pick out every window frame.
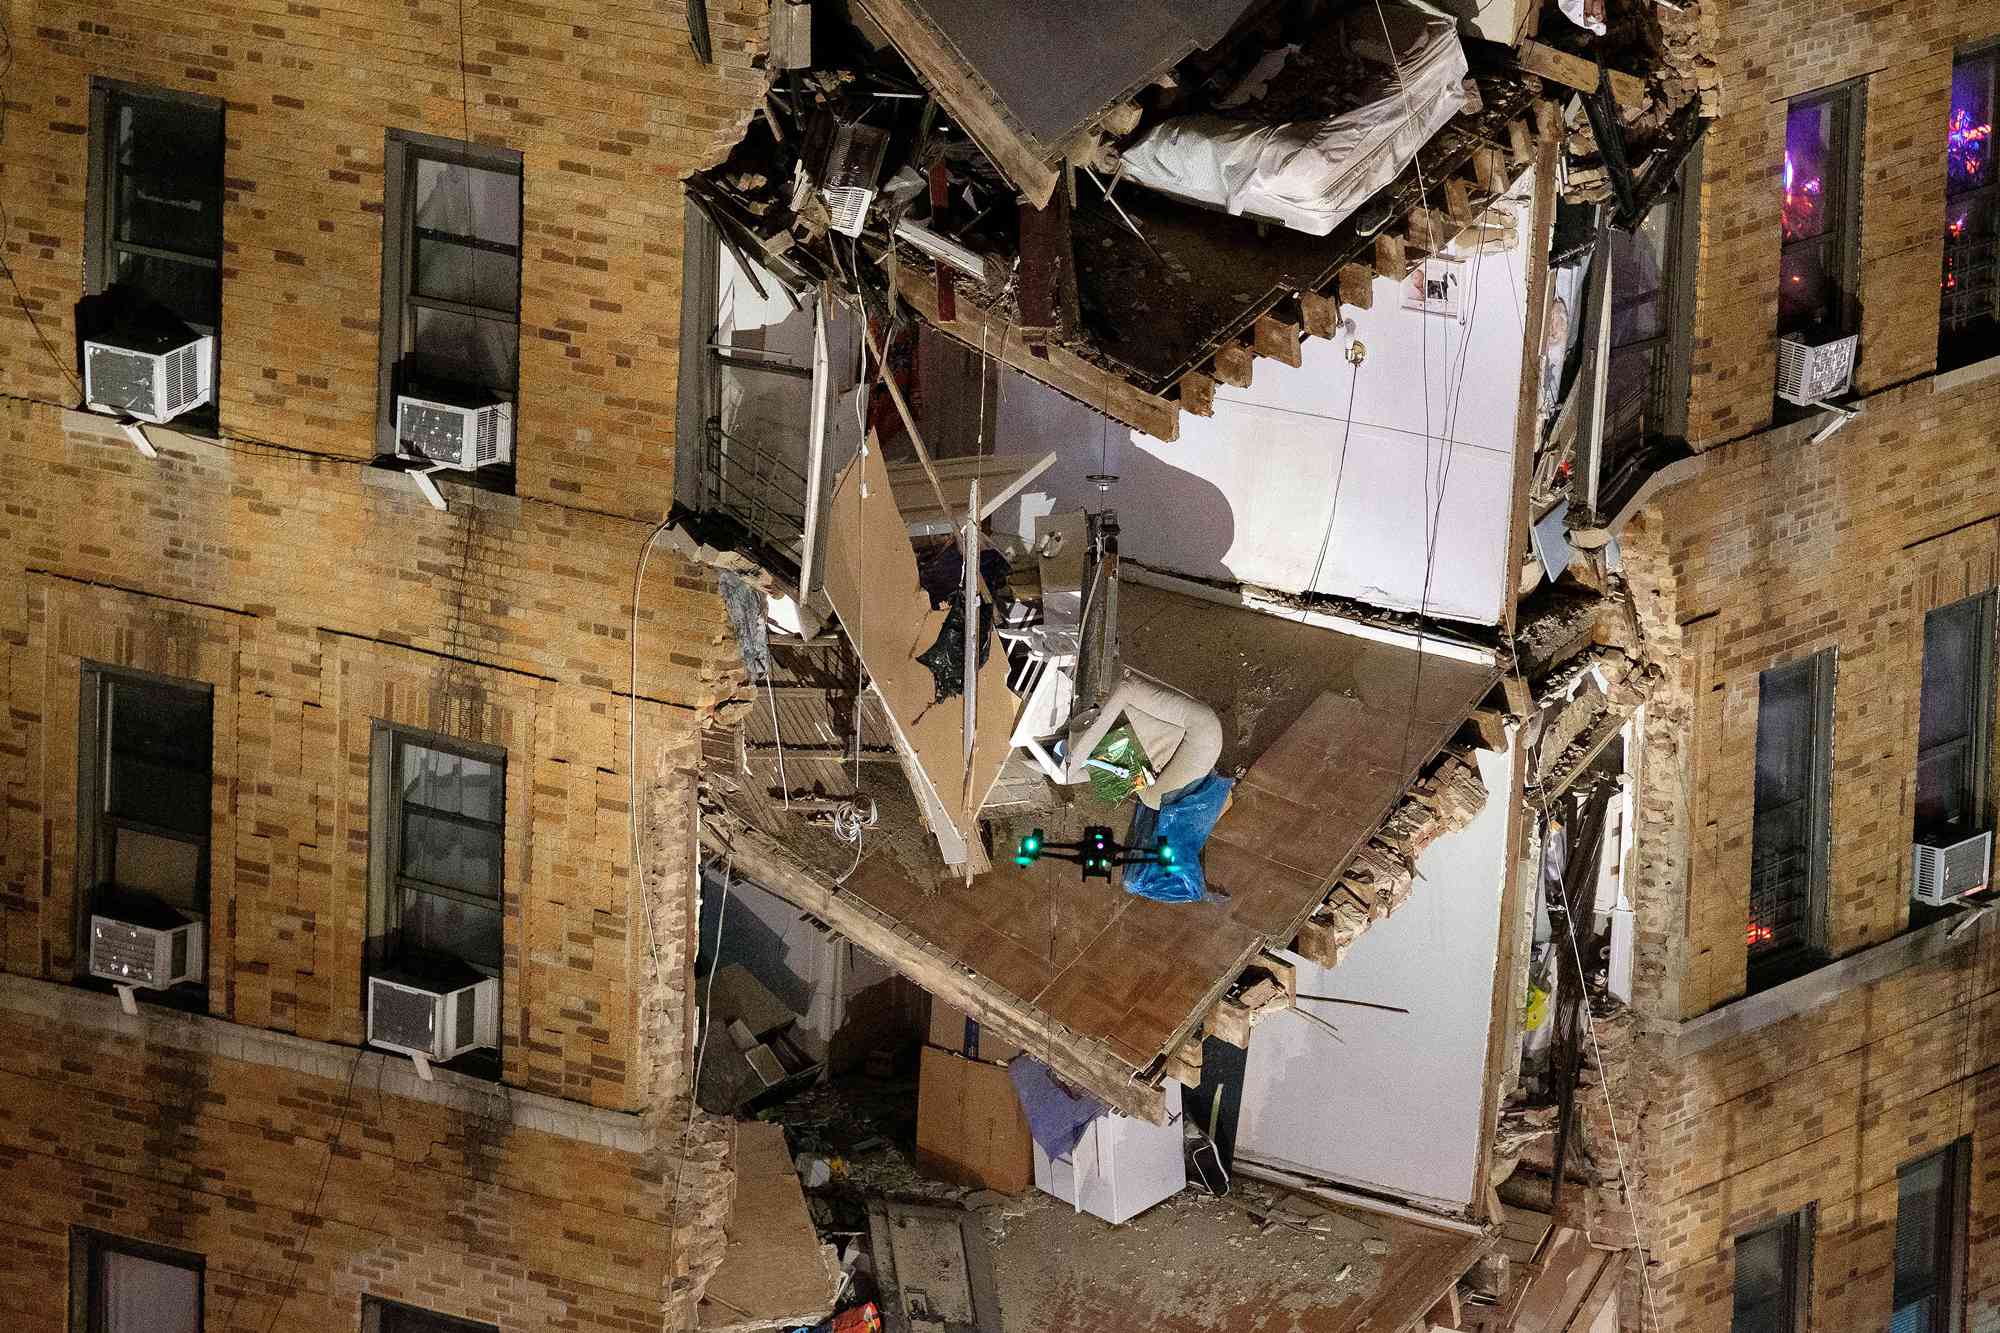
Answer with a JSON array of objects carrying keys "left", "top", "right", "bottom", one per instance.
[
  {"left": 375, "top": 128, "right": 524, "bottom": 480},
  {"left": 1778, "top": 80, "right": 1865, "bottom": 340},
  {"left": 1915, "top": 592, "right": 1997, "bottom": 837},
  {"left": 1748, "top": 650, "right": 1836, "bottom": 983},
  {"left": 361, "top": 1297, "right": 499, "bottom": 1333},
  {"left": 69, "top": 1228, "right": 204, "bottom": 1333},
  {"left": 366, "top": 721, "right": 506, "bottom": 1073},
  {"left": 75, "top": 662, "right": 215, "bottom": 1008},
  {"left": 1941, "top": 41, "right": 2000, "bottom": 370},
  {"left": 1892, "top": 1141, "right": 1971, "bottom": 1333},
  {"left": 83, "top": 78, "right": 226, "bottom": 432},
  {"left": 1731, "top": 1208, "right": 1813, "bottom": 1333}
]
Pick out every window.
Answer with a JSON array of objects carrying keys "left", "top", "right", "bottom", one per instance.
[
  {"left": 1779, "top": 84, "right": 1862, "bottom": 337},
  {"left": 376, "top": 129, "right": 523, "bottom": 477},
  {"left": 1732, "top": 1210, "right": 1811, "bottom": 1333},
  {"left": 1749, "top": 652, "right": 1834, "bottom": 974},
  {"left": 1894, "top": 1142, "right": 1968, "bottom": 1333},
  {"left": 367, "top": 725, "right": 505, "bottom": 1069},
  {"left": 83, "top": 81, "right": 225, "bottom": 430},
  {"left": 1942, "top": 46, "right": 1998, "bottom": 369},
  {"left": 362, "top": 1298, "right": 497, "bottom": 1333},
  {"left": 76, "top": 665, "right": 214, "bottom": 1006},
  {"left": 1916, "top": 593, "right": 1995, "bottom": 835},
  {"left": 70, "top": 1230, "right": 202, "bottom": 1333}
]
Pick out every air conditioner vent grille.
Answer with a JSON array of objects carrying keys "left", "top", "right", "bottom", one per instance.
[
  {"left": 91, "top": 918, "right": 160, "bottom": 985},
  {"left": 370, "top": 979, "right": 438, "bottom": 1051}
]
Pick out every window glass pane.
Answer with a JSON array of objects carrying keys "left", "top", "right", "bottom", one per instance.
[
  {"left": 1919, "top": 600, "right": 1980, "bottom": 752},
  {"left": 414, "top": 236, "right": 519, "bottom": 312},
  {"left": 1942, "top": 192, "right": 1998, "bottom": 334},
  {"left": 97, "top": 1249, "right": 199, "bottom": 1333},
  {"left": 113, "top": 98, "right": 223, "bottom": 257},
  {"left": 112, "top": 250, "right": 220, "bottom": 330},
  {"left": 401, "top": 885, "right": 503, "bottom": 971},
  {"left": 1895, "top": 1152, "right": 1946, "bottom": 1304},
  {"left": 414, "top": 159, "right": 520, "bottom": 248},
  {"left": 410, "top": 306, "right": 518, "bottom": 393},
  {"left": 106, "top": 681, "right": 212, "bottom": 834},
  {"left": 1779, "top": 238, "right": 1834, "bottom": 334},
  {"left": 1751, "top": 658, "right": 1825, "bottom": 954},
  {"left": 1948, "top": 55, "right": 1995, "bottom": 200},
  {"left": 400, "top": 743, "right": 501, "bottom": 823},
  {"left": 1610, "top": 207, "right": 1671, "bottom": 348},
  {"left": 1733, "top": 1224, "right": 1793, "bottom": 1333},
  {"left": 400, "top": 809, "right": 503, "bottom": 896},
  {"left": 111, "top": 827, "right": 203, "bottom": 909},
  {"left": 1783, "top": 101, "right": 1836, "bottom": 244}
]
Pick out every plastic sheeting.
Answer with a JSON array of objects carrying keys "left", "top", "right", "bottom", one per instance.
[
  {"left": 1123, "top": 772, "right": 1234, "bottom": 903},
  {"left": 1117, "top": 0, "right": 1472, "bottom": 236}
]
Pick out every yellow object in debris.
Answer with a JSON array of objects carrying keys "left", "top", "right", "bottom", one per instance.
[{"left": 1523, "top": 984, "right": 1551, "bottom": 1032}]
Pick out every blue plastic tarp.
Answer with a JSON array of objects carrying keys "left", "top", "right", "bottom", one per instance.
[
  {"left": 1123, "top": 772, "right": 1233, "bottom": 904},
  {"left": 1008, "top": 1055, "right": 1105, "bottom": 1158}
]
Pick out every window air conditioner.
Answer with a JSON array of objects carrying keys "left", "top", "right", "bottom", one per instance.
[
  {"left": 89, "top": 899, "right": 205, "bottom": 991},
  {"left": 396, "top": 390, "right": 513, "bottom": 471},
  {"left": 1911, "top": 829, "right": 1993, "bottom": 906},
  {"left": 368, "top": 964, "right": 499, "bottom": 1065},
  {"left": 83, "top": 330, "right": 214, "bottom": 425},
  {"left": 1775, "top": 331, "right": 1857, "bottom": 406}
]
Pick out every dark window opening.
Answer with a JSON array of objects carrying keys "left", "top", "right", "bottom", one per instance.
[
  {"left": 70, "top": 1229, "right": 203, "bottom": 1333},
  {"left": 362, "top": 1298, "right": 498, "bottom": 1333},
  {"left": 1916, "top": 593, "right": 1995, "bottom": 837},
  {"left": 1779, "top": 86, "right": 1861, "bottom": 340},
  {"left": 83, "top": 81, "right": 224, "bottom": 434},
  {"left": 76, "top": 665, "right": 214, "bottom": 1012},
  {"left": 1749, "top": 652, "right": 1834, "bottom": 983},
  {"left": 1894, "top": 1142, "right": 1969, "bottom": 1333},
  {"left": 1732, "top": 1210, "right": 1810, "bottom": 1333},
  {"left": 376, "top": 130, "right": 522, "bottom": 492},
  {"left": 366, "top": 724, "right": 505, "bottom": 1077},
  {"left": 1942, "top": 46, "right": 1999, "bottom": 371}
]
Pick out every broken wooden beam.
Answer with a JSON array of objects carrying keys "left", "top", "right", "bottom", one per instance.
[
  {"left": 1164, "top": 1034, "right": 1204, "bottom": 1086},
  {"left": 1374, "top": 230, "right": 1407, "bottom": 279},
  {"left": 1212, "top": 342, "right": 1254, "bottom": 388},
  {"left": 1338, "top": 264, "right": 1374, "bottom": 311},
  {"left": 1252, "top": 314, "right": 1302, "bottom": 368},
  {"left": 1444, "top": 176, "right": 1478, "bottom": 223},
  {"left": 1017, "top": 187, "right": 1081, "bottom": 349},
  {"left": 1472, "top": 145, "right": 1509, "bottom": 194},
  {"left": 1405, "top": 207, "right": 1451, "bottom": 253},
  {"left": 1506, "top": 116, "right": 1534, "bottom": 163},
  {"left": 1177, "top": 369, "right": 1216, "bottom": 417},
  {"left": 1299, "top": 290, "right": 1339, "bottom": 339},
  {"left": 1516, "top": 39, "right": 1646, "bottom": 108}
]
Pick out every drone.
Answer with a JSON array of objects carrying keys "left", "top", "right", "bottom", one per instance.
[{"left": 1013, "top": 825, "right": 1174, "bottom": 881}]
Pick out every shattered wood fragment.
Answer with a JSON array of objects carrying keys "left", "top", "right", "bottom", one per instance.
[
  {"left": 1375, "top": 230, "right": 1407, "bottom": 278},
  {"left": 1444, "top": 177, "right": 1477, "bottom": 223},
  {"left": 1472, "top": 145, "right": 1509, "bottom": 193},
  {"left": 1464, "top": 706, "right": 1509, "bottom": 752},
  {"left": 1300, "top": 290, "right": 1340, "bottom": 338},
  {"left": 1018, "top": 188, "right": 1081, "bottom": 349},
  {"left": 1165, "top": 1035, "right": 1203, "bottom": 1087},
  {"left": 1209, "top": 998, "right": 1254, "bottom": 1048},
  {"left": 1406, "top": 208, "right": 1450, "bottom": 252},
  {"left": 1178, "top": 369, "right": 1216, "bottom": 417},
  {"left": 1507, "top": 117, "right": 1534, "bottom": 163},
  {"left": 1337, "top": 264, "right": 1373, "bottom": 311},
  {"left": 1253, "top": 314, "right": 1302, "bottom": 368},
  {"left": 1516, "top": 40, "right": 1646, "bottom": 107},
  {"left": 1212, "top": 343, "right": 1254, "bottom": 388}
]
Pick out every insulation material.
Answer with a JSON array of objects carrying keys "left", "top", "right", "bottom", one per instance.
[
  {"left": 1118, "top": 1, "right": 1472, "bottom": 236},
  {"left": 821, "top": 439, "right": 1016, "bottom": 857}
]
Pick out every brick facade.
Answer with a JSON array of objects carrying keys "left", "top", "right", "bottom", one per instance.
[{"left": 0, "top": 0, "right": 769, "bottom": 1329}]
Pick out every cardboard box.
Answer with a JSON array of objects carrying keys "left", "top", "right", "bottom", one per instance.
[
  {"left": 1032, "top": 1081, "right": 1186, "bottom": 1224},
  {"left": 927, "top": 996, "right": 1023, "bottom": 1066},
  {"left": 916, "top": 1045, "right": 1033, "bottom": 1194}
]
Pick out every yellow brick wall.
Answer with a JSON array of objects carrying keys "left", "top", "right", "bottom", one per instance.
[{"left": 1683, "top": 0, "right": 1993, "bottom": 447}]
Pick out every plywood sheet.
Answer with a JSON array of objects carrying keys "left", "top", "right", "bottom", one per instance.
[
  {"left": 699, "top": 1121, "right": 838, "bottom": 1331},
  {"left": 822, "top": 439, "right": 1017, "bottom": 854}
]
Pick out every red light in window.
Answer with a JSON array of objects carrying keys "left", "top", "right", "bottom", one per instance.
[
  {"left": 1747, "top": 921, "right": 1774, "bottom": 947},
  {"left": 1781, "top": 151, "right": 1823, "bottom": 240},
  {"left": 1948, "top": 107, "right": 1991, "bottom": 186}
]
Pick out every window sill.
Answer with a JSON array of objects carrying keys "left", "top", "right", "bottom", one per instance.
[
  {"left": 1933, "top": 351, "right": 2000, "bottom": 395},
  {"left": 369, "top": 454, "right": 518, "bottom": 499},
  {"left": 1678, "top": 906, "right": 1989, "bottom": 1054}
]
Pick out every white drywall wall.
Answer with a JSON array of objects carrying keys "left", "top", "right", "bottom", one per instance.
[
  {"left": 1233, "top": 743, "right": 1512, "bottom": 1208},
  {"left": 986, "top": 185, "right": 1533, "bottom": 626}
]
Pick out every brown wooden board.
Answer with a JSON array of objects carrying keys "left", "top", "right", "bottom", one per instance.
[{"left": 822, "top": 440, "right": 1016, "bottom": 853}]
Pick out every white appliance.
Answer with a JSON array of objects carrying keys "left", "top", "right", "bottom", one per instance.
[
  {"left": 89, "top": 909, "right": 204, "bottom": 990},
  {"left": 1775, "top": 331, "right": 1857, "bottom": 405},
  {"left": 1032, "top": 1082, "right": 1186, "bottom": 1224},
  {"left": 367, "top": 968, "right": 499, "bottom": 1065},
  {"left": 396, "top": 393, "right": 513, "bottom": 471},
  {"left": 83, "top": 331, "right": 214, "bottom": 424},
  {"left": 1912, "top": 829, "right": 1992, "bottom": 906}
]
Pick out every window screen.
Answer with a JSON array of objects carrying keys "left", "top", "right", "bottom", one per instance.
[
  {"left": 377, "top": 130, "right": 523, "bottom": 462},
  {"left": 1916, "top": 594, "right": 1994, "bottom": 835},
  {"left": 72, "top": 1231, "right": 202, "bottom": 1333},
  {"left": 1942, "top": 47, "right": 1999, "bottom": 368},
  {"left": 1779, "top": 86, "right": 1860, "bottom": 336},
  {"left": 1893, "top": 1144, "right": 1966, "bottom": 1333},
  {"left": 1733, "top": 1213, "right": 1806, "bottom": 1333},
  {"left": 1750, "top": 653, "right": 1833, "bottom": 961}
]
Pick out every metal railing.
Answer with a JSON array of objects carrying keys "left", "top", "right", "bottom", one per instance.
[{"left": 699, "top": 420, "right": 810, "bottom": 567}]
